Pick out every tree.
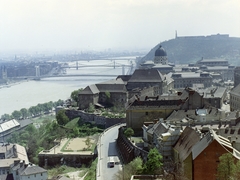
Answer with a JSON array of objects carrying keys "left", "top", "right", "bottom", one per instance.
[
  {"left": 12, "top": 110, "right": 22, "bottom": 120},
  {"left": 28, "top": 106, "right": 36, "bottom": 117},
  {"left": 217, "top": 153, "right": 235, "bottom": 180},
  {"left": 25, "top": 124, "right": 37, "bottom": 134},
  {"left": 233, "top": 160, "right": 240, "bottom": 179},
  {"left": 1, "top": 113, "right": 11, "bottom": 121},
  {"left": 55, "top": 126, "right": 66, "bottom": 142},
  {"left": 105, "top": 91, "right": 111, "bottom": 99},
  {"left": 144, "top": 148, "right": 163, "bottom": 175},
  {"left": 20, "top": 108, "right": 28, "bottom": 119},
  {"left": 71, "top": 89, "right": 82, "bottom": 106},
  {"left": 73, "top": 126, "right": 80, "bottom": 137},
  {"left": 47, "top": 101, "right": 53, "bottom": 112},
  {"left": 115, "top": 157, "right": 143, "bottom": 180},
  {"left": 88, "top": 103, "right": 95, "bottom": 113},
  {"left": 56, "top": 109, "right": 69, "bottom": 126},
  {"left": 124, "top": 128, "right": 134, "bottom": 140},
  {"left": 85, "top": 137, "right": 91, "bottom": 150},
  {"left": 55, "top": 99, "right": 64, "bottom": 107}
]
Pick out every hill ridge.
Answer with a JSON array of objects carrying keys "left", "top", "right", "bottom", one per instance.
[{"left": 139, "top": 34, "right": 240, "bottom": 66}]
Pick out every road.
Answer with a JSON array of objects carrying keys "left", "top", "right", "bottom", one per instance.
[{"left": 97, "top": 124, "right": 125, "bottom": 180}]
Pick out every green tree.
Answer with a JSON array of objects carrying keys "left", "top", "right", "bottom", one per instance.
[
  {"left": 144, "top": 148, "right": 163, "bottom": 175},
  {"left": 1, "top": 113, "right": 11, "bottom": 121},
  {"left": 88, "top": 103, "right": 95, "bottom": 113},
  {"left": 47, "top": 101, "right": 53, "bottom": 112},
  {"left": 217, "top": 153, "right": 236, "bottom": 180},
  {"left": 72, "top": 126, "right": 80, "bottom": 137},
  {"left": 12, "top": 110, "right": 22, "bottom": 120},
  {"left": 25, "top": 124, "right": 37, "bottom": 134},
  {"left": 71, "top": 89, "right": 82, "bottom": 106},
  {"left": 26, "top": 134, "right": 39, "bottom": 163},
  {"left": 9, "top": 131, "right": 19, "bottom": 142},
  {"left": 233, "top": 160, "right": 240, "bottom": 179},
  {"left": 115, "top": 157, "right": 143, "bottom": 180},
  {"left": 20, "top": 108, "right": 28, "bottom": 119},
  {"left": 129, "top": 157, "right": 143, "bottom": 175},
  {"left": 55, "top": 99, "right": 64, "bottom": 107},
  {"left": 55, "top": 126, "right": 66, "bottom": 142},
  {"left": 56, "top": 109, "right": 69, "bottom": 126},
  {"left": 29, "top": 106, "right": 40, "bottom": 117},
  {"left": 37, "top": 103, "right": 44, "bottom": 115},
  {"left": 105, "top": 91, "right": 111, "bottom": 99},
  {"left": 85, "top": 137, "right": 91, "bottom": 149},
  {"left": 124, "top": 127, "right": 134, "bottom": 140}
]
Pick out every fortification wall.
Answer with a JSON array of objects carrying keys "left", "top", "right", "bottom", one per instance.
[
  {"left": 65, "top": 109, "right": 126, "bottom": 128},
  {"left": 116, "top": 126, "right": 148, "bottom": 164}
]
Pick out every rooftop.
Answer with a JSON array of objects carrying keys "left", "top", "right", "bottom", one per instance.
[
  {"left": 0, "top": 119, "right": 20, "bottom": 134},
  {"left": 199, "top": 58, "right": 228, "bottom": 63}
]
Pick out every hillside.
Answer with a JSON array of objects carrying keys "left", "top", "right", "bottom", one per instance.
[{"left": 138, "top": 34, "right": 240, "bottom": 66}]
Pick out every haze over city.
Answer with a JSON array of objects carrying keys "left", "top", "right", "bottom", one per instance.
[{"left": 0, "top": 0, "right": 239, "bottom": 53}]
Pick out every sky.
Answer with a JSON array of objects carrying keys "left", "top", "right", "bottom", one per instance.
[{"left": 0, "top": 0, "right": 239, "bottom": 53}]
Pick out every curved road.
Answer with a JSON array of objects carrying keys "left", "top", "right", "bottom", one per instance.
[{"left": 97, "top": 124, "right": 125, "bottom": 180}]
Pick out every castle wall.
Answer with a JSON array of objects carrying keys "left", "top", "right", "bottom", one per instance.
[{"left": 65, "top": 109, "right": 126, "bottom": 128}]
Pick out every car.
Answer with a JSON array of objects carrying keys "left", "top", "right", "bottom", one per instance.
[{"left": 108, "top": 156, "right": 115, "bottom": 168}]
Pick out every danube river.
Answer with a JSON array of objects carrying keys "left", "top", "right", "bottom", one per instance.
[{"left": 0, "top": 58, "right": 136, "bottom": 116}]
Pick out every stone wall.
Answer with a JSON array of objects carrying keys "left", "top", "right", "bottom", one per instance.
[
  {"left": 65, "top": 109, "right": 126, "bottom": 128},
  {"left": 38, "top": 153, "right": 94, "bottom": 167},
  {"left": 116, "top": 126, "right": 148, "bottom": 164}
]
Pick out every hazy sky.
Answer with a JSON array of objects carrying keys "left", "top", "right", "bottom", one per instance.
[{"left": 0, "top": 0, "right": 239, "bottom": 53}]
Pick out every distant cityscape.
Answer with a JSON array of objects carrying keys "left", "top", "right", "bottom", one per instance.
[{"left": 1, "top": 34, "right": 240, "bottom": 180}]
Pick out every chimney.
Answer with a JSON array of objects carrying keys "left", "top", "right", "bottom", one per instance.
[
  {"left": 153, "top": 119, "right": 158, "bottom": 124},
  {"left": 14, "top": 160, "right": 20, "bottom": 166},
  {"left": 20, "top": 160, "right": 25, "bottom": 167},
  {"left": 177, "top": 92, "right": 182, "bottom": 96}
]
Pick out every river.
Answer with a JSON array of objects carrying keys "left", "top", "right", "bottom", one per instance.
[{"left": 0, "top": 58, "right": 136, "bottom": 116}]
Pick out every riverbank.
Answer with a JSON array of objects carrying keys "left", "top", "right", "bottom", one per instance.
[{"left": 0, "top": 79, "right": 28, "bottom": 89}]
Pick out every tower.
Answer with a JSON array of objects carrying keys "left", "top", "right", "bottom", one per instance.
[
  {"left": 35, "top": 66, "right": 40, "bottom": 77},
  {"left": 154, "top": 45, "right": 168, "bottom": 65},
  {"left": 1, "top": 66, "right": 7, "bottom": 80}
]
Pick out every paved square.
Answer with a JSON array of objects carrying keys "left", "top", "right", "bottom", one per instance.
[{"left": 63, "top": 137, "right": 94, "bottom": 151}]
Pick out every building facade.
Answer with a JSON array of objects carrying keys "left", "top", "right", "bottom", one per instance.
[
  {"left": 78, "top": 78, "right": 127, "bottom": 110},
  {"left": 234, "top": 66, "right": 240, "bottom": 87},
  {"left": 196, "top": 58, "right": 229, "bottom": 67},
  {"left": 229, "top": 84, "right": 240, "bottom": 111},
  {"left": 169, "top": 72, "right": 213, "bottom": 89}
]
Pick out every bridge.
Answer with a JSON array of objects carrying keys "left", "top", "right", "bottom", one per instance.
[
  {"left": 61, "top": 60, "right": 134, "bottom": 70},
  {"left": 22, "top": 59, "right": 136, "bottom": 80},
  {"left": 28, "top": 62, "right": 135, "bottom": 80},
  {"left": 40, "top": 74, "right": 119, "bottom": 78}
]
